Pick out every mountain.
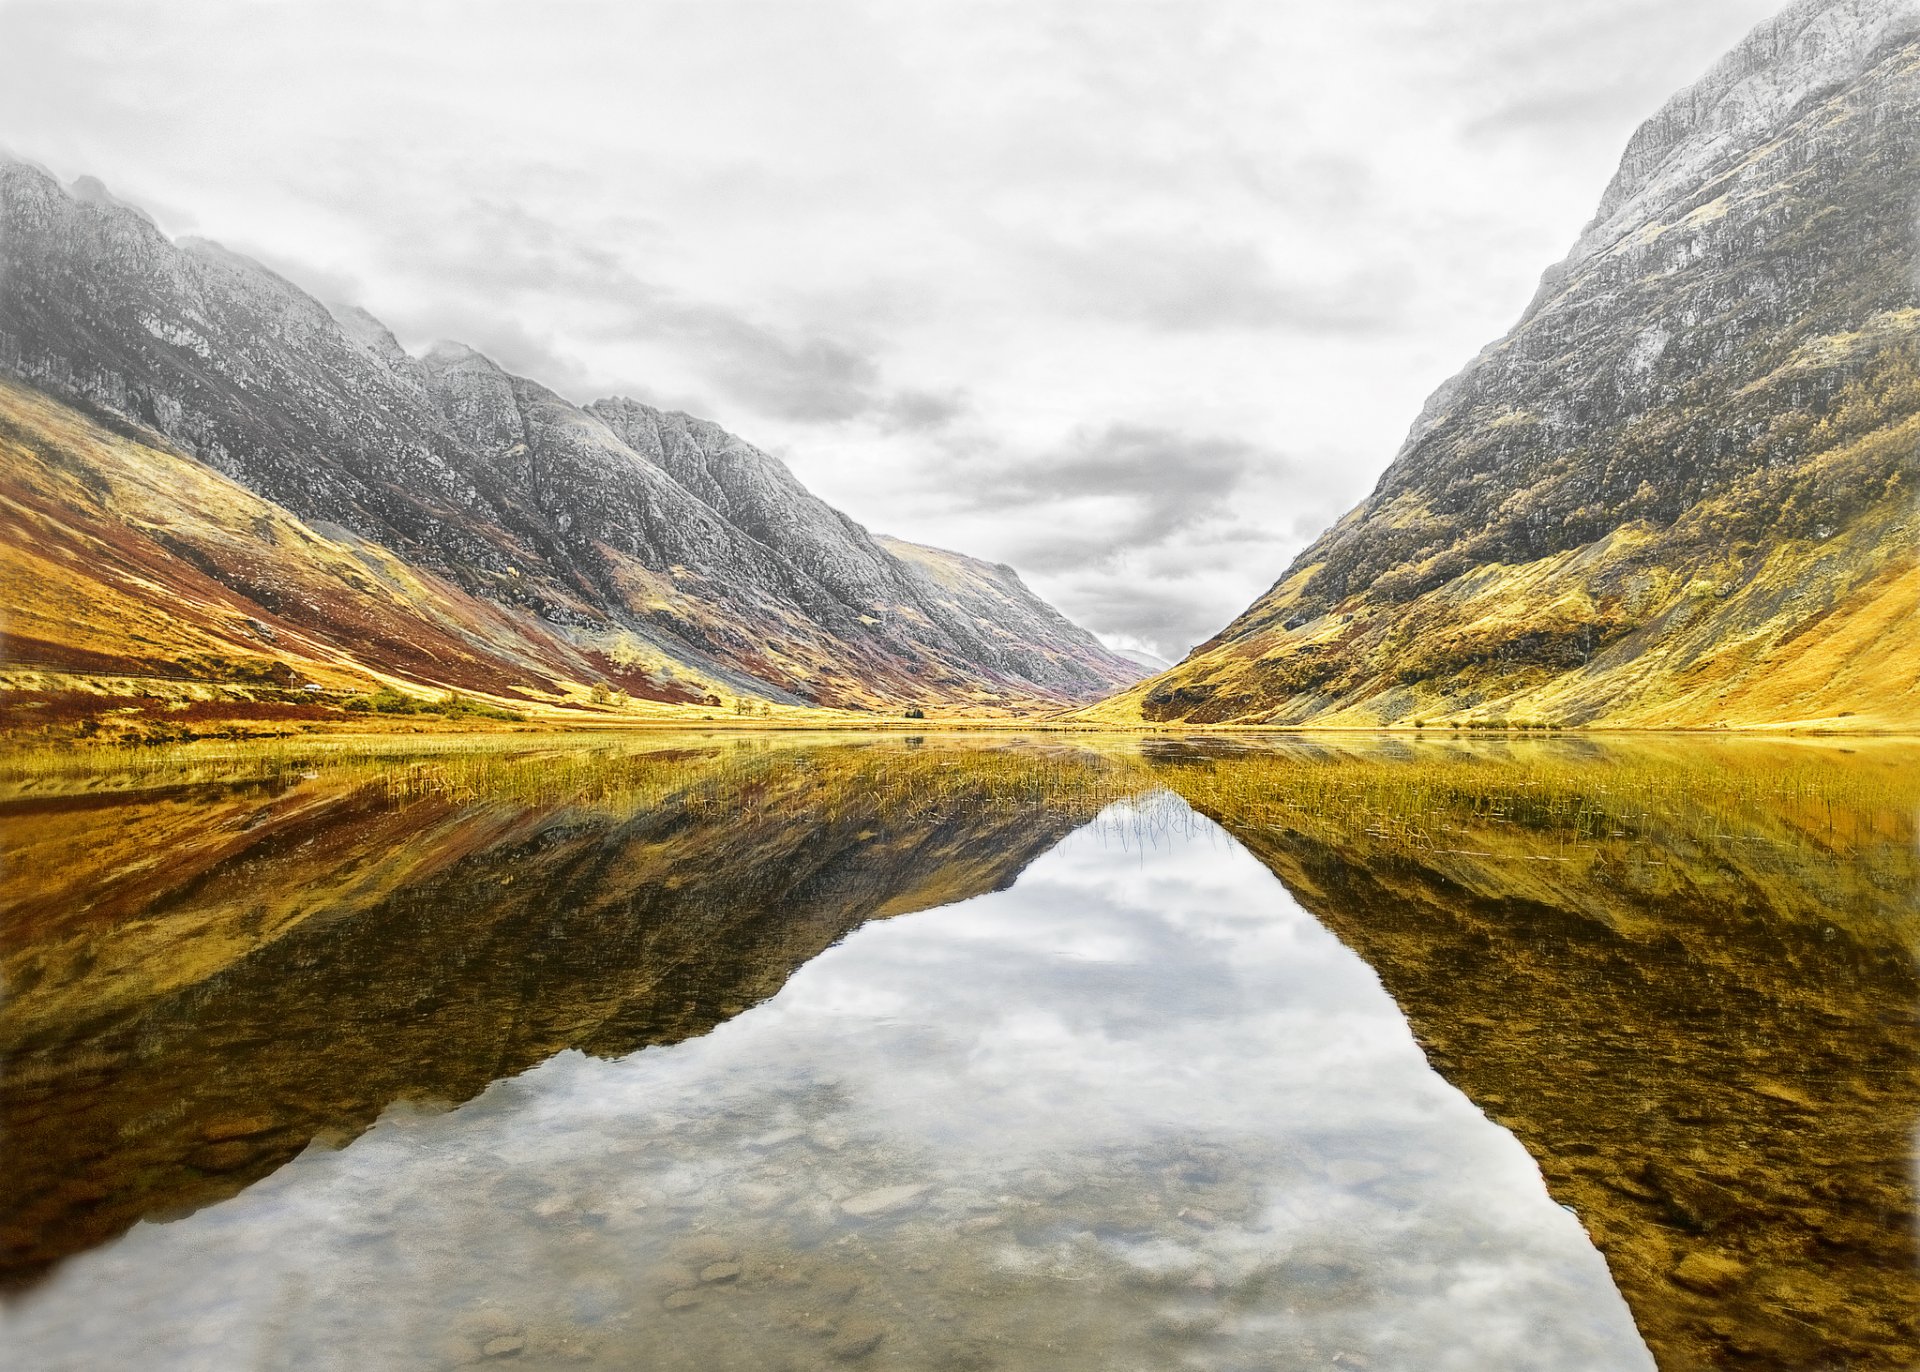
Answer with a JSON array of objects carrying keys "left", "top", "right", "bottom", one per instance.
[
  {"left": 1097, "top": 0, "right": 1920, "bottom": 730},
  {"left": 1113, "top": 646, "right": 1174, "bottom": 675},
  {"left": 0, "top": 159, "right": 1142, "bottom": 721},
  {"left": 872, "top": 535, "right": 1139, "bottom": 685}
]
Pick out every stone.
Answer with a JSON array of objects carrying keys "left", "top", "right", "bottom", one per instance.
[
  {"left": 1152, "top": 1308, "right": 1225, "bottom": 1338},
  {"left": 675, "top": 1236, "right": 737, "bottom": 1265},
  {"left": 199, "top": 1114, "right": 277, "bottom": 1142},
  {"left": 1670, "top": 1251, "right": 1748, "bottom": 1296},
  {"left": 817, "top": 1273, "right": 863, "bottom": 1304},
  {"left": 827, "top": 1319, "right": 886, "bottom": 1361},
  {"left": 735, "top": 1182, "right": 785, "bottom": 1213},
  {"left": 646, "top": 1263, "right": 698, "bottom": 1292},
  {"left": 1648, "top": 1165, "right": 1742, "bottom": 1232},
  {"left": 841, "top": 1184, "right": 927, "bottom": 1218}
]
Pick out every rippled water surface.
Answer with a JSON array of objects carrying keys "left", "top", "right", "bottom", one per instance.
[{"left": 2, "top": 734, "right": 1915, "bottom": 1370}]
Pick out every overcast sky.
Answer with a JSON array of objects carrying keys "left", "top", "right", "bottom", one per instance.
[{"left": 0, "top": 0, "right": 1785, "bottom": 659}]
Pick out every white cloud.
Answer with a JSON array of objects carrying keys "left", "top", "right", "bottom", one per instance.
[{"left": 0, "top": 0, "right": 1784, "bottom": 657}]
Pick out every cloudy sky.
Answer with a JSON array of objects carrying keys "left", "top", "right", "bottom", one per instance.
[{"left": 0, "top": 0, "right": 1783, "bottom": 659}]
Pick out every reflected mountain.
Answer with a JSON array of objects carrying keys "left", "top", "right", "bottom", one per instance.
[
  {"left": 0, "top": 737, "right": 1135, "bottom": 1285},
  {"left": 1148, "top": 737, "right": 1920, "bottom": 1370},
  {"left": 3, "top": 733, "right": 1916, "bottom": 1371}
]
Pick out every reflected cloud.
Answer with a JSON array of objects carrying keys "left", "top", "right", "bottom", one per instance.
[
  {"left": 5, "top": 735, "right": 1913, "bottom": 1367},
  {"left": 1, "top": 795, "right": 1649, "bottom": 1371}
]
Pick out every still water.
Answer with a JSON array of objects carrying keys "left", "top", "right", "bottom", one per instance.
[{"left": 1, "top": 734, "right": 1915, "bottom": 1370}]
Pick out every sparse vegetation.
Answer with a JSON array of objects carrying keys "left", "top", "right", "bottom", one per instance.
[{"left": 340, "top": 687, "right": 523, "bottom": 722}]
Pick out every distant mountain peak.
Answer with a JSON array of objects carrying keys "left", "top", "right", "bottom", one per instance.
[
  {"left": 420, "top": 338, "right": 497, "bottom": 370},
  {"left": 1574, "top": 0, "right": 1920, "bottom": 268},
  {"left": 327, "top": 302, "right": 412, "bottom": 369}
]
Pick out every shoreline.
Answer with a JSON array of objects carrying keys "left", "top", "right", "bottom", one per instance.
[{"left": 4, "top": 718, "right": 1916, "bottom": 755}]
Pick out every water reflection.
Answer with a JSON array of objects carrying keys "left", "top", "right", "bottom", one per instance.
[
  {"left": 0, "top": 739, "right": 1124, "bottom": 1283},
  {"left": 1, "top": 734, "right": 1916, "bottom": 1370},
  {"left": 4, "top": 796, "right": 1647, "bottom": 1370},
  {"left": 1145, "top": 737, "right": 1920, "bottom": 1370}
]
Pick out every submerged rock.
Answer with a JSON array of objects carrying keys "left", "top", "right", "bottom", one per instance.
[{"left": 839, "top": 1184, "right": 927, "bottom": 1218}]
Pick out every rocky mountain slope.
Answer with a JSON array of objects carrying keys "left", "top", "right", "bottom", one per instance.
[
  {"left": 0, "top": 159, "right": 1140, "bottom": 716},
  {"left": 1098, "top": 0, "right": 1920, "bottom": 729}
]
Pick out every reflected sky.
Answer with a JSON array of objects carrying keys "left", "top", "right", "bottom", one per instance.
[{"left": 3, "top": 796, "right": 1649, "bottom": 1371}]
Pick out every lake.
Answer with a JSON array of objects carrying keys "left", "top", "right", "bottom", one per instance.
[{"left": 1, "top": 733, "right": 1914, "bottom": 1370}]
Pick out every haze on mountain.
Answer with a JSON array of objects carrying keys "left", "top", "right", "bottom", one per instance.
[{"left": 0, "top": 0, "right": 1795, "bottom": 665}]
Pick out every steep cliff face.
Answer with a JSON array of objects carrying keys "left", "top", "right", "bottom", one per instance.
[
  {"left": 0, "top": 378, "right": 726, "bottom": 714},
  {"left": 1103, "top": 0, "right": 1920, "bottom": 729},
  {"left": 0, "top": 159, "right": 1140, "bottom": 711}
]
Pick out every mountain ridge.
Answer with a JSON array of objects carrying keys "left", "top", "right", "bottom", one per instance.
[
  {"left": 1094, "top": 0, "right": 1920, "bottom": 730},
  {"left": 0, "top": 156, "right": 1142, "bottom": 722}
]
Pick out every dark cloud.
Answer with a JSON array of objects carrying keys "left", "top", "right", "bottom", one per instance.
[
  {"left": 693, "top": 326, "right": 884, "bottom": 423},
  {"left": 1046, "top": 575, "right": 1243, "bottom": 663},
  {"left": 369, "top": 198, "right": 956, "bottom": 428},
  {"left": 955, "top": 423, "right": 1265, "bottom": 572},
  {"left": 881, "top": 388, "right": 972, "bottom": 433}
]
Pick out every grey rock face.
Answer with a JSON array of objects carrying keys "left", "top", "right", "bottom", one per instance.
[
  {"left": 0, "top": 158, "right": 1142, "bottom": 705},
  {"left": 1578, "top": 0, "right": 1920, "bottom": 266},
  {"left": 878, "top": 537, "right": 1147, "bottom": 697},
  {"left": 1241, "top": 0, "right": 1916, "bottom": 622},
  {"left": 1139, "top": 0, "right": 1920, "bottom": 724}
]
